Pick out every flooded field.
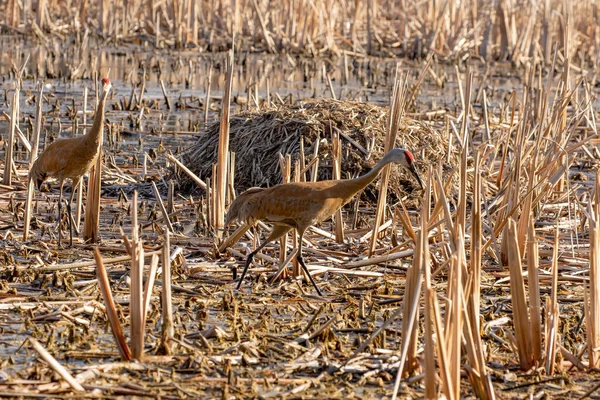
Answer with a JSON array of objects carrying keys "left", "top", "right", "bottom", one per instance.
[{"left": 1, "top": 2, "right": 600, "bottom": 398}]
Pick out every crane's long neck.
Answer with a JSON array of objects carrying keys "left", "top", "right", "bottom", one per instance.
[
  {"left": 336, "top": 152, "right": 397, "bottom": 201},
  {"left": 83, "top": 91, "right": 108, "bottom": 148}
]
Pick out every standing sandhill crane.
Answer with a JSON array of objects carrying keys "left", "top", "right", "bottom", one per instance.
[
  {"left": 29, "top": 77, "right": 112, "bottom": 247},
  {"left": 226, "top": 147, "right": 423, "bottom": 295}
]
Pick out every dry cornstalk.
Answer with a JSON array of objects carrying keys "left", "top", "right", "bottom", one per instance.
[
  {"left": 160, "top": 79, "right": 172, "bottom": 111},
  {"left": 311, "top": 136, "right": 320, "bottom": 182},
  {"left": 167, "top": 180, "right": 175, "bottom": 214},
  {"left": 446, "top": 237, "right": 463, "bottom": 400},
  {"left": 278, "top": 153, "right": 291, "bottom": 268},
  {"left": 369, "top": 69, "right": 408, "bottom": 255},
  {"left": 496, "top": 91, "right": 517, "bottom": 189},
  {"left": 359, "top": 219, "right": 392, "bottom": 243},
  {"left": 587, "top": 175, "right": 600, "bottom": 368},
  {"left": 396, "top": 201, "right": 417, "bottom": 243},
  {"left": 399, "top": 238, "right": 420, "bottom": 373},
  {"left": 405, "top": 54, "right": 433, "bottom": 109},
  {"left": 130, "top": 191, "right": 145, "bottom": 360},
  {"left": 343, "top": 249, "right": 413, "bottom": 269},
  {"left": 83, "top": 154, "right": 102, "bottom": 242},
  {"left": 211, "top": 167, "right": 217, "bottom": 227},
  {"left": 23, "top": 84, "right": 44, "bottom": 240},
  {"left": 299, "top": 138, "right": 306, "bottom": 182},
  {"left": 131, "top": 190, "right": 138, "bottom": 241},
  {"left": 3, "top": 87, "right": 18, "bottom": 185},
  {"left": 99, "top": 0, "right": 109, "bottom": 35},
  {"left": 326, "top": 72, "right": 337, "bottom": 100},
  {"left": 291, "top": 157, "right": 300, "bottom": 277},
  {"left": 332, "top": 127, "right": 345, "bottom": 243},
  {"left": 420, "top": 168, "right": 435, "bottom": 399},
  {"left": 506, "top": 218, "right": 534, "bottom": 370},
  {"left": 142, "top": 253, "right": 160, "bottom": 323},
  {"left": 528, "top": 215, "right": 543, "bottom": 365},
  {"left": 215, "top": 49, "right": 234, "bottom": 236},
  {"left": 204, "top": 64, "right": 213, "bottom": 123},
  {"left": 35, "top": 250, "right": 162, "bottom": 272},
  {"left": 129, "top": 240, "right": 145, "bottom": 360},
  {"left": 545, "top": 219, "right": 560, "bottom": 374},
  {"left": 227, "top": 151, "right": 236, "bottom": 205},
  {"left": 464, "top": 151, "right": 496, "bottom": 399},
  {"left": 167, "top": 153, "right": 209, "bottom": 192},
  {"left": 270, "top": 248, "right": 298, "bottom": 284},
  {"left": 391, "top": 239, "right": 424, "bottom": 400},
  {"left": 469, "top": 151, "right": 482, "bottom": 325},
  {"left": 29, "top": 338, "right": 85, "bottom": 392},
  {"left": 160, "top": 228, "right": 174, "bottom": 355},
  {"left": 93, "top": 248, "right": 131, "bottom": 360},
  {"left": 152, "top": 181, "right": 174, "bottom": 232},
  {"left": 219, "top": 222, "right": 251, "bottom": 253},
  {"left": 461, "top": 295, "right": 495, "bottom": 400},
  {"left": 454, "top": 66, "right": 472, "bottom": 240},
  {"left": 251, "top": 0, "right": 276, "bottom": 53},
  {"left": 431, "top": 290, "right": 454, "bottom": 400},
  {"left": 75, "top": 86, "right": 88, "bottom": 230}
]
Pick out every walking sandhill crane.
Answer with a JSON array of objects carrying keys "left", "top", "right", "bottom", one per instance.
[
  {"left": 226, "top": 147, "right": 423, "bottom": 295},
  {"left": 29, "top": 77, "right": 112, "bottom": 247}
]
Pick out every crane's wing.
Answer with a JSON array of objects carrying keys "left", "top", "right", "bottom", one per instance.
[{"left": 35, "top": 139, "right": 74, "bottom": 176}]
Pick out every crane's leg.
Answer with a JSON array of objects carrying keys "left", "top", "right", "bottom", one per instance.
[
  {"left": 67, "top": 178, "right": 80, "bottom": 247},
  {"left": 236, "top": 225, "right": 292, "bottom": 290},
  {"left": 296, "top": 231, "right": 323, "bottom": 296},
  {"left": 57, "top": 181, "right": 64, "bottom": 248}
]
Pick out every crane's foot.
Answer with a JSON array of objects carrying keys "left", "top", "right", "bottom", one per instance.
[
  {"left": 56, "top": 224, "right": 64, "bottom": 249},
  {"left": 56, "top": 200, "right": 63, "bottom": 249}
]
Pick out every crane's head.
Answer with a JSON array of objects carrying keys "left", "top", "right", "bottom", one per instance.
[
  {"left": 101, "top": 77, "right": 112, "bottom": 96},
  {"left": 28, "top": 163, "right": 48, "bottom": 191},
  {"left": 387, "top": 148, "right": 424, "bottom": 189}
]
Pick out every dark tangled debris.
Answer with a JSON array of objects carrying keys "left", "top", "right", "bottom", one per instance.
[{"left": 178, "top": 99, "right": 458, "bottom": 204}]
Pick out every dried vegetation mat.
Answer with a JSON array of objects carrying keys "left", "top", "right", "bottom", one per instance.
[{"left": 178, "top": 98, "right": 457, "bottom": 206}]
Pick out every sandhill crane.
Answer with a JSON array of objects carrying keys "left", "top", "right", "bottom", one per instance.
[
  {"left": 226, "top": 147, "right": 423, "bottom": 295},
  {"left": 29, "top": 77, "right": 112, "bottom": 247}
]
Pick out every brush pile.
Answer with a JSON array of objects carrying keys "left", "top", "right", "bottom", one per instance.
[{"left": 178, "top": 99, "right": 456, "bottom": 203}]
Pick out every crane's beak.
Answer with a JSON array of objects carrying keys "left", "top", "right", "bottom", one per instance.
[{"left": 409, "top": 164, "right": 424, "bottom": 190}]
